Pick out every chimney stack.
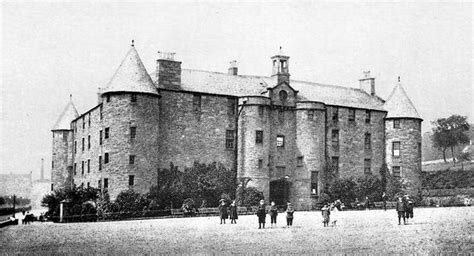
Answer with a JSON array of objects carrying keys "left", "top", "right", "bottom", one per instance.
[
  {"left": 156, "top": 51, "right": 182, "bottom": 90},
  {"left": 228, "top": 60, "right": 238, "bottom": 75},
  {"left": 359, "top": 71, "right": 376, "bottom": 96}
]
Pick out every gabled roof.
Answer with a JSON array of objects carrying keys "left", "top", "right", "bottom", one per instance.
[
  {"left": 102, "top": 46, "right": 158, "bottom": 96},
  {"left": 52, "top": 98, "right": 79, "bottom": 130},
  {"left": 384, "top": 83, "right": 422, "bottom": 119},
  {"left": 155, "top": 69, "right": 386, "bottom": 111}
]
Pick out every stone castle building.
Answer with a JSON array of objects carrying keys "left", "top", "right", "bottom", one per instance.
[{"left": 51, "top": 43, "right": 422, "bottom": 210}]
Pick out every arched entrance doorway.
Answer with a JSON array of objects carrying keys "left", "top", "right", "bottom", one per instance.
[{"left": 269, "top": 178, "right": 291, "bottom": 207}]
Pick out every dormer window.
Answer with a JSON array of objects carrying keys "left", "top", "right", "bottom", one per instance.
[{"left": 279, "top": 90, "right": 288, "bottom": 102}]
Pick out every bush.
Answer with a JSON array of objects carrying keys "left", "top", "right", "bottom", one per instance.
[
  {"left": 421, "top": 169, "right": 474, "bottom": 189},
  {"left": 238, "top": 187, "right": 264, "bottom": 207}
]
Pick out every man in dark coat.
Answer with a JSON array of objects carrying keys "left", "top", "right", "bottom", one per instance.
[
  {"left": 256, "top": 199, "right": 266, "bottom": 229},
  {"left": 219, "top": 200, "right": 228, "bottom": 224},
  {"left": 396, "top": 196, "right": 406, "bottom": 225},
  {"left": 229, "top": 200, "right": 238, "bottom": 224}
]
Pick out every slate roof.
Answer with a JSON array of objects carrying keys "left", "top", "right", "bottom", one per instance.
[
  {"left": 384, "top": 83, "right": 422, "bottom": 119},
  {"left": 102, "top": 46, "right": 158, "bottom": 96},
  {"left": 52, "top": 99, "right": 79, "bottom": 130},
  {"left": 156, "top": 69, "right": 386, "bottom": 111}
]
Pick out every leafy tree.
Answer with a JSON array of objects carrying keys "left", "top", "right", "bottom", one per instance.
[
  {"left": 328, "top": 176, "right": 357, "bottom": 204},
  {"left": 239, "top": 187, "right": 264, "bottom": 206},
  {"left": 432, "top": 115, "right": 470, "bottom": 164},
  {"left": 385, "top": 173, "right": 405, "bottom": 200},
  {"left": 114, "top": 189, "right": 149, "bottom": 213}
]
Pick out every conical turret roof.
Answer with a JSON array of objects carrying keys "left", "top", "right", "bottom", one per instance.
[
  {"left": 52, "top": 97, "right": 79, "bottom": 130},
  {"left": 384, "top": 82, "right": 422, "bottom": 120},
  {"left": 101, "top": 45, "right": 158, "bottom": 96}
]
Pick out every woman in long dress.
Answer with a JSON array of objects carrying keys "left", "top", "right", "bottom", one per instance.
[{"left": 330, "top": 202, "right": 340, "bottom": 226}]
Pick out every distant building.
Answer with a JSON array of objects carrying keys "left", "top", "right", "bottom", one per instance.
[{"left": 51, "top": 43, "right": 422, "bottom": 210}]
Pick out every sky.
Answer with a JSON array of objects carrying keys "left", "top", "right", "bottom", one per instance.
[{"left": 1, "top": 1, "right": 472, "bottom": 178}]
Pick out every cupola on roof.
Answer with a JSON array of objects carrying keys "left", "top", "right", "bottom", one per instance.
[
  {"left": 384, "top": 78, "right": 422, "bottom": 120},
  {"left": 52, "top": 96, "right": 79, "bottom": 130},
  {"left": 101, "top": 42, "right": 158, "bottom": 96}
]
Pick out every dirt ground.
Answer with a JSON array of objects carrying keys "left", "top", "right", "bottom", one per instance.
[{"left": 1, "top": 206, "right": 473, "bottom": 254}]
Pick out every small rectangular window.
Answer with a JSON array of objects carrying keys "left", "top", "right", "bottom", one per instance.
[
  {"left": 365, "top": 110, "right": 371, "bottom": 124},
  {"left": 88, "top": 135, "right": 91, "bottom": 149},
  {"left": 258, "top": 159, "right": 263, "bottom": 169},
  {"left": 100, "top": 105, "right": 103, "bottom": 120},
  {"left": 131, "top": 94, "right": 137, "bottom": 102},
  {"left": 87, "top": 182, "right": 90, "bottom": 188},
  {"left": 87, "top": 159, "right": 90, "bottom": 173},
  {"left": 227, "top": 98, "right": 235, "bottom": 115},
  {"left": 332, "top": 157, "right": 339, "bottom": 178},
  {"left": 104, "top": 127, "right": 109, "bottom": 139},
  {"left": 364, "top": 159, "right": 371, "bottom": 174},
  {"left": 193, "top": 94, "right": 201, "bottom": 112},
  {"left": 255, "top": 130, "right": 263, "bottom": 144},
  {"left": 332, "top": 108, "right": 339, "bottom": 122},
  {"left": 88, "top": 113, "right": 91, "bottom": 127},
  {"left": 99, "top": 156, "right": 102, "bottom": 170},
  {"left": 129, "top": 175, "right": 135, "bottom": 186},
  {"left": 99, "top": 130, "right": 103, "bottom": 145},
  {"left": 332, "top": 130, "right": 339, "bottom": 150},
  {"left": 98, "top": 179, "right": 102, "bottom": 189},
  {"left": 258, "top": 106, "right": 264, "bottom": 117},
  {"left": 225, "top": 130, "right": 234, "bottom": 149},
  {"left": 349, "top": 108, "right": 356, "bottom": 122},
  {"left": 74, "top": 163, "right": 77, "bottom": 175},
  {"left": 104, "top": 153, "right": 109, "bottom": 164},
  {"left": 392, "top": 142, "right": 400, "bottom": 157},
  {"left": 364, "top": 133, "right": 371, "bottom": 151},
  {"left": 82, "top": 138, "right": 84, "bottom": 151},
  {"left": 308, "top": 110, "right": 314, "bottom": 120},
  {"left": 297, "top": 156, "right": 303, "bottom": 167},
  {"left": 103, "top": 178, "right": 108, "bottom": 190},
  {"left": 74, "top": 141, "right": 77, "bottom": 154},
  {"left": 311, "top": 171, "right": 318, "bottom": 194},
  {"left": 393, "top": 166, "right": 401, "bottom": 178},
  {"left": 82, "top": 118, "right": 85, "bottom": 129},
  {"left": 129, "top": 155, "right": 135, "bottom": 164},
  {"left": 276, "top": 135, "right": 285, "bottom": 147},
  {"left": 81, "top": 161, "right": 84, "bottom": 175},
  {"left": 130, "top": 127, "right": 136, "bottom": 139},
  {"left": 52, "top": 160, "right": 54, "bottom": 169},
  {"left": 51, "top": 184, "right": 54, "bottom": 191},
  {"left": 394, "top": 119, "right": 400, "bottom": 129}
]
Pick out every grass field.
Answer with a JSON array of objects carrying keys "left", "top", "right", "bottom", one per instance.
[{"left": 1, "top": 207, "right": 473, "bottom": 254}]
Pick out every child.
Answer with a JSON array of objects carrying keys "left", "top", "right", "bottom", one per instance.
[
  {"left": 321, "top": 204, "right": 330, "bottom": 227},
  {"left": 256, "top": 200, "right": 266, "bottom": 229},
  {"left": 229, "top": 200, "right": 238, "bottom": 224},
  {"left": 269, "top": 201, "right": 278, "bottom": 228},
  {"left": 330, "top": 202, "right": 339, "bottom": 226},
  {"left": 396, "top": 196, "right": 406, "bottom": 225},
  {"left": 219, "top": 200, "right": 228, "bottom": 224},
  {"left": 286, "top": 202, "right": 294, "bottom": 227}
]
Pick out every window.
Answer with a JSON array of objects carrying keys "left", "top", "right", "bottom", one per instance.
[
  {"left": 104, "top": 153, "right": 109, "bottom": 164},
  {"left": 87, "top": 159, "right": 90, "bottom": 173},
  {"left": 104, "top": 127, "right": 109, "bottom": 139},
  {"left": 51, "top": 184, "right": 54, "bottom": 191},
  {"left": 392, "top": 166, "right": 401, "bottom": 178},
  {"left": 103, "top": 178, "right": 108, "bottom": 190},
  {"left": 332, "top": 108, "right": 338, "bottom": 122},
  {"left": 364, "top": 133, "right": 371, "bottom": 151},
  {"left": 87, "top": 182, "right": 90, "bottom": 188},
  {"left": 130, "top": 127, "right": 136, "bottom": 139},
  {"left": 255, "top": 130, "right": 263, "bottom": 144},
  {"left": 73, "top": 122, "right": 77, "bottom": 133},
  {"left": 392, "top": 142, "right": 400, "bottom": 157},
  {"left": 82, "top": 118, "right": 85, "bottom": 129},
  {"left": 365, "top": 110, "right": 371, "bottom": 124},
  {"left": 52, "top": 160, "right": 54, "bottom": 169},
  {"left": 258, "top": 106, "right": 264, "bottom": 117},
  {"left": 278, "top": 110, "right": 284, "bottom": 124},
  {"left": 193, "top": 94, "right": 201, "bottom": 112},
  {"left": 106, "top": 95, "right": 110, "bottom": 102},
  {"left": 99, "top": 156, "right": 102, "bottom": 170},
  {"left": 331, "top": 130, "right": 339, "bottom": 150},
  {"left": 81, "top": 161, "right": 84, "bottom": 175},
  {"left": 81, "top": 138, "right": 84, "bottom": 151},
  {"left": 418, "top": 142, "right": 422, "bottom": 157},
  {"left": 279, "top": 90, "right": 288, "bottom": 102},
  {"left": 74, "top": 141, "right": 77, "bottom": 154},
  {"left": 394, "top": 119, "right": 400, "bottom": 129},
  {"left": 331, "top": 157, "right": 339, "bottom": 178},
  {"left": 129, "top": 155, "right": 135, "bottom": 164},
  {"left": 311, "top": 171, "right": 318, "bottom": 194},
  {"left": 88, "top": 135, "right": 91, "bottom": 149},
  {"left": 98, "top": 179, "right": 102, "bottom": 189},
  {"left": 276, "top": 135, "right": 285, "bottom": 147},
  {"left": 100, "top": 105, "right": 103, "bottom": 120},
  {"left": 349, "top": 108, "right": 356, "bottom": 122},
  {"left": 131, "top": 94, "right": 137, "bottom": 102},
  {"left": 258, "top": 159, "right": 263, "bottom": 169},
  {"left": 227, "top": 98, "right": 235, "bottom": 115},
  {"left": 308, "top": 110, "right": 314, "bottom": 120},
  {"left": 74, "top": 163, "right": 77, "bottom": 175},
  {"left": 88, "top": 113, "right": 91, "bottom": 127},
  {"left": 99, "top": 130, "right": 103, "bottom": 145},
  {"left": 225, "top": 130, "right": 234, "bottom": 149},
  {"left": 364, "top": 159, "right": 371, "bottom": 174},
  {"left": 297, "top": 156, "right": 303, "bottom": 167},
  {"left": 129, "top": 175, "right": 135, "bottom": 186}
]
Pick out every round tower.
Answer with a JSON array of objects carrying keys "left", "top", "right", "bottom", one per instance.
[
  {"left": 295, "top": 101, "right": 326, "bottom": 210},
  {"left": 384, "top": 79, "right": 423, "bottom": 196},
  {"left": 237, "top": 96, "right": 271, "bottom": 202},
  {"left": 51, "top": 96, "right": 79, "bottom": 191},
  {"left": 99, "top": 42, "right": 161, "bottom": 199}
]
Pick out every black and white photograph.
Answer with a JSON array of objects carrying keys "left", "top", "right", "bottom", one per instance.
[{"left": 0, "top": 1, "right": 472, "bottom": 254}]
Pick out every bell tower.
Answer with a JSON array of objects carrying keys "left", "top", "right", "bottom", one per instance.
[{"left": 271, "top": 47, "right": 290, "bottom": 84}]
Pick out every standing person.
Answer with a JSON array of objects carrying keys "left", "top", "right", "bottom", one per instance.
[
  {"left": 229, "top": 200, "right": 238, "bottom": 224},
  {"left": 321, "top": 204, "right": 330, "bottom": 227},
  {"left": 382, "top": 192, "right": 388, "bottom": 211},
  {"left": 365, "top": 196, "right": 370, "bottom": 210},
  {"left": 396, "top": 196, "right": 406, "bottom": 225},
  {"left": 269, "top": 201, "right": 278, "bottom": 228},
  {"left": 330, "top": 202, "right": 339, "bottom": 226},
  {"left": 219, "top": 200, "right": 228, "bottom": 224},
  {"left": 286, "top": 202, "right": 295, "bottom": 227},
  {"left": 405, "top": 196, "right": 414, "bottom": 223},
  {"left": 256, "top": 200, "right": 266, "bottom": 229}
]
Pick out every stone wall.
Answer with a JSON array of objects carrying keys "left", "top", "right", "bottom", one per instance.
[{"left": 51, "top": 130, "right": 73, "bottom": 191}]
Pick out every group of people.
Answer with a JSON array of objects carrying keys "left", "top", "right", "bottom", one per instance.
[
  {"left": 396, "top": 195, "right": 415, "bottom": 225},
  {"left": 256, "top": 200, "right": 294, "bottom": 229}
]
